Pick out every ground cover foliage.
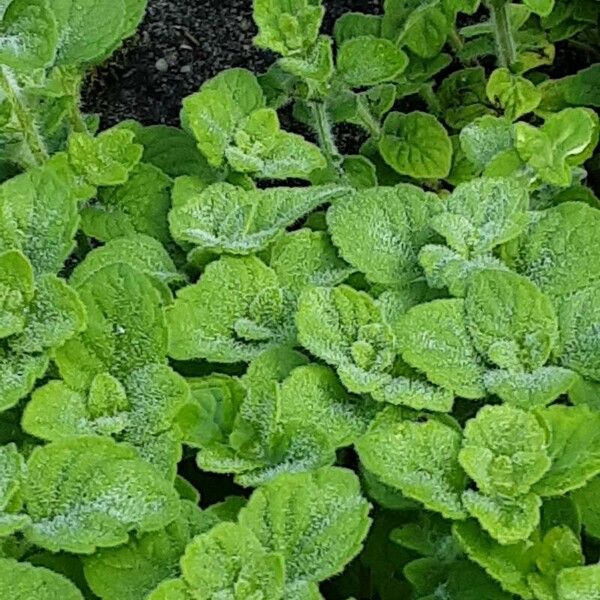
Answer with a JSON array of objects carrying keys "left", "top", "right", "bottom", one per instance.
[{"left": 0, "top": 0, "right": 599, "bottom": 598}]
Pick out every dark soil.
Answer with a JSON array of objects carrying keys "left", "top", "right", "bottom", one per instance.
[{"left": 83, "top": 0, "right": 381, "bottom": 128}]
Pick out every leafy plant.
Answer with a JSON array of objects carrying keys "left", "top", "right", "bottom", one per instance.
[{"left": 0, "top": 0, "right": 599, "bottom": 598}]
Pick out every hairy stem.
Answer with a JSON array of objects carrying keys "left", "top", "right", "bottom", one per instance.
[
  {"left": 487, "top": 0, "right": 517, "bottom": 69},
  {"left": 356, "top": 98, "right": 381, "bottom": 139},
  {"left": 309, "top": 100, "right": 345, "bottom": 178},
  {"left": 0, "top": 66, "right": 49, "bottom": 167},
  {"left": 448, "top": 25, "right": 464, "bottom": 53}
]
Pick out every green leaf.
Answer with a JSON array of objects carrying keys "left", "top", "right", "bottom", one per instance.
[
  {"left": 81, "top": 163, "right": 172, "bottom": 244},
  {"left": 238, "top": 467, "right": 371, "bottom": 593},
  {"left": 122, "top": 122, "right": 220, "bottom": 180},
  {"left": 54, "top": 263, "right": 167, "bottom": 390},
  {"left": 0, "top": 250, "right": 33, "bottom": 339},
  {"left": 23, "top": 436, "right": 180, "bottom": 553},
  {"left": 419, "top": 244, "right": 510, "bottom": 297},
  {"left": 278, "top": 35, "right": 333, "bottom": 86},
  {"left": 167, "top": 256, "right": 294, "bottom": 363},
  {"left": 337, "top": 36, "right": 408, "bottom": 87},
  {"left": 163, "top": 521, "right": 285, "bottom": 599},
  {"left": 484, "top": 367, "right": 577, "bottom": 409},
  {"left": 523, "top": 0, "right": 554, "bottom": 17},
  {"left": 0, "top": 443, "right": 24, "bottom": 510},
  {"left": 571, "top": 476, "right": 600, "bottom": 539},
  {"left": 51, "top": 0, "right": 129, "bottom": 66},
  {"left": 269, "top": 229, "right": 352, "bottom": 294},
  {"left": 515, "top": 108, "right": 599, "bottom": 187},
  {"left": 528, "top": 526, "right": 584, "bottom": 599},
  {"left": 534, "top": 405, "right": 600, "bottom": 496},
  {"left": 169, "top": 182, "right": 343, "bottom": 254},
  {"left": 181, "top": 68, "right": 265, "bottom": 167},
  {"left": 397, "top": 299, "right": 486, "bottom": 399},
  {"left": 556, "top": 565, "right": 600, "bottom": 600},
  {"left": 296, "top": 285, "right": 395, "bottom": 393},
  {"left": 356, "top": 407, "right": 467, "bottom": 519},
  {"left": 460, "top": 405, "right": 550, "bottom": 498},
  {"left": 69, "top": 234, "right": 185, "bottom": 301},
  {"left": 464, "top": 270, "right": 557, "bottom": 371},
  {"left": 399, "top": 2, "right": 450, "bottom": 59},
  {"left": 10, "top": 275, "right": 86, "bottom": 354},
  {"left": 0, "top": 155, "right": 82, "bottom": 275},
  {"left": 83, "top": 500, "right": 210, "bottom": 600},
  {"left": 68, "top": 129, "right": 141, "bottom": 187},
  {"left": 253, "top": 0, "right": 324, "bottom": 56},
  {"left": 379, "top": 111, "right": 452, "bottom": 179},
  {"left": 486, "top": 68, "right": 541, "bottom": 121},
  {"left": 327, "top": 184, "right": 441, "bottom": 285},
  {"left": 0, "top": 0, "right": 58, "bottom": 70},
  {"left": 431, "top": 177, "right": 529, "bottom": 256},
  {"left": 0, "top": 558, "right": 83, "bottom": 599},
  {"left": 0, "top": 348, "right": 48, "bottom": 412},
  {"left": 463, "top": 490, "right": 541, "bottom": 545},
  {"left": 333, "top": 12, "right": 382, "bottom": 44},
  {"left": 508, "top": 201, "right": 600, "bottom": 300},
  {"left": 554, "top": 282, "right": 600, "bottom": 381},
  {"left": 453, "top": 520, "right": 537, "bottom": 598},
  {"left": 459, "top": 115, "right": 514, "bottom": 170}
]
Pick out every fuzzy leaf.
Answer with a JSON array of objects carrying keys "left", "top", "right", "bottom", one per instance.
[
  {"left": 23, "top": 436, "right": 180, "bottom": 553},
  {"left": 238, "top": 467, "right": 371, "bottom": 592},
  {"left": 0, "top": 0, "right": 57, "bottom": 70},
  {"left": 54, "top": 263, "right": 167, "bottom": 391},
  {"left": 0, "top": 348, "right": 48, "bottom": 412},
  {"left": 68, "top": 129, "right": 143, "bottom": 187},
  {"left": 556, "top": 565, "right": 600, "bottom": 600},
  {"left": 459, "top": 115, "right": 514, "bottom": 169},
  {"left": 337, "top": 36, "right": 408, "bottom": 87},
  {"left": 167, "top": 256, "right": 293, "bottom": 362},
  {"left": 170, "top": 182, "right": 343, "bottom": 254},
  {"left": 486, "top": 68, "right": 542, "bottom": 121},
  {"left": 356, "top": 408, "right": 467, "bottom": 519},
  {"left": 397, "top": 298, "right": 486, "bottom": 399},
  {"left": 296, "top": 285, "right": 395, "bottom": 393},
  {"left": 0, "top": 250, "right": 34, "bottom": 339},
  {"left": 464, "top": 270, "right": 558, "bottom": 371},
  {"left": 327, "top": 184, "right": 440, "bottom": 285},
  {"left": 0, "top": 558, "right": 83, "bottom": 600},
  {"left": 431, "top": 177, "right": 529, "bottom": 256},
  {"left": 534, "top": 405, "right": 600, "bottom": 496},
  {"left": 253, "top": 0, "right": 324, "bottom": 56}
]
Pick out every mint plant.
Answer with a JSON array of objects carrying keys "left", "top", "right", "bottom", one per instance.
[{"left": 0, "top": 0, "right": 599, "bottom": 598}]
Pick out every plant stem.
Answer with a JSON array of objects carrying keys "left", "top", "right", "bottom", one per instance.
[
  {"left": 356, "top": 98, "right": 381, "bottom": 139},
  {"left": 419, "top": 84, "right": 441, "bottom": 117},
  {"left": 487, "top": 0, "right": 517, "bottom": 69},
  {"left": 448, "top": 25, "right": 464, "bottom": 53},
  {"left": 0, "top": 66, "right": 49, "bottom": 167},
  {"left": 309, "top": 100, "right": 345, "bottom": 179}
]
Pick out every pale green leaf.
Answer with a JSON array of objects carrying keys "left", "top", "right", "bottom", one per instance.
[
  {"left": 0, "top": 348, "right": 48, "bottom": 412},
  {"left": 397, "top": 298, "right": 486, "bottom": 399},
  {"left": 557, "top": 565, "right": 600, "bottom": 600},
  {"left": 459, "top": 115, "right": 514, "bottom": 169},
  {"left": 356, "top": 407, "right": 467, "bottom": 519},
  {"left": 23, "top": 436, "right": 180, "bottom": 553},
  {"left": 0, "top": 250, "right": 33, "bottom": 339},
  {"left": 0, "top": 0, "right": 57, "bottom": 70},
  {"left": 460, "top": 404, "right": 550, "bottom": 497},
  {"left": 10, "top": 275, "right": 86, "bottom": 354},
  {"left": 486, "top": 68, "right": 541, "bottom": 121},
  {"left": 167, "top": 256, "right": 294, "bottom": 362},
  {"left": 296, "top": 285, "right": 395, "bottom": 393},
  {"left": 253, "top": 0, "right": 324, "bottom": 56},
  {"left": 68, "top": 129, "right": 143, "bottom": 187},
  {"left": 534, "top": 405, "right": 600, "bottom": 496},
  {"left": 464, "top": 270, "right": 558, "bottom": 371},
  {"left": 337, "top": 36, "right": 408, "bottom": 87},
  {"left": 327, "top": 184, "right": 441, "bottom": 285},
  {"left": 0, "top": 558, "right": 83, "bottom": 600},
  {"left": 169, "top": 182, "right": 344, "bottom": 254},
  {"left": 54, "top": 263, "right": 167, "bottom": 390},
  {"left": 238, "top": 467, "right": 371, "bottom": 589}
]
